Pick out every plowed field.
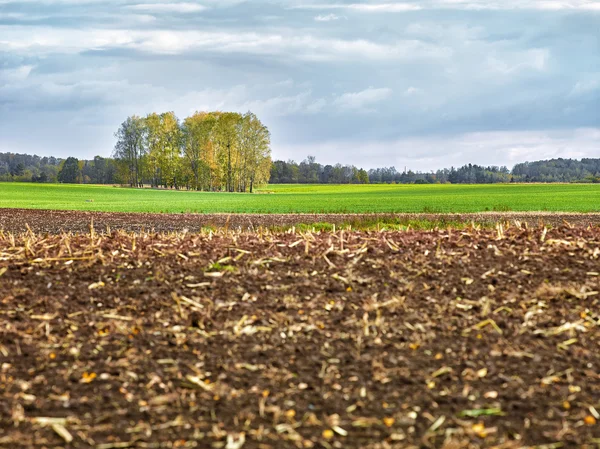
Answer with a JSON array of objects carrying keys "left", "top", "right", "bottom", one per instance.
[
  {"left": 2, "top": 208, "right": 600, "bottom": 233},
  {"left": 1, "top": 225, "right": 599, "bottom": 448}
]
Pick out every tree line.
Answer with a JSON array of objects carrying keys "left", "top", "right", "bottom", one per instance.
[
  {"left": 270, "top": 157, "right": 600, "bottom": 184},
  {"left": 270, "top": 156, "right": 369, "bottom": 184},
  {"left": 512, "top": 158, "right": 600, "bottom": 183},
  {"left": 112, "top": 111, "right": 272, "bottom": 192},
  {"left": 269, "top": 158, "right": 512, "bottom": 184},
  {"left": 0, "top": 152, "right": 117, "bottom": 184},
  {"left": 2, "top": 151, "right": 600, "bottom": 186}
]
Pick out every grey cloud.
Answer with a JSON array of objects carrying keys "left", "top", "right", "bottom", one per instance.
[
  {"left": 275, "top": 128, "right": 600, "bottom": 170},
  {"left": 0, "top": 0, "right": 598, "bottom": 169},
  {"left": 290, "top": 0, "right": 600, "bottom": 11},
  {"left": 125, "top": 3, "right": 207, "bottom": 13},
  {"left": 333, "top": 87, "right": 393, "bottom": 111}
]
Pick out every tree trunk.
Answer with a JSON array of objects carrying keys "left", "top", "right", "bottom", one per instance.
[{"left": 227, "top": 142, "right": 232, "bottom": 192}]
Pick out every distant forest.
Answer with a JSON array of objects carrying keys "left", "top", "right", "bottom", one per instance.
[
  {"left": 270, "top": 158, "right": 600, "bottom": 184},
  {"left": 2, "top": 152, "right": 600, "bottom": 185}
]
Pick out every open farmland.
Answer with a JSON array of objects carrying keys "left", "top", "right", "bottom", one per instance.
[
  {"left": 1, "top": 182, "right": 600, "bottom": 214},
  {"left": 3, "top": 208, "right": 600, "bottom": 234},
  {"left": 1, "top": 225, "right": 599, "bottom": 448}
]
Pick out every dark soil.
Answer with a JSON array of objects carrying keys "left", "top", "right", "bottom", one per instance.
[
  {"left": 1, "top": 226, "right": 599, "bottom": 448},
  {"left": 2, "top": 208, "right": 600, "bottom": 233}
]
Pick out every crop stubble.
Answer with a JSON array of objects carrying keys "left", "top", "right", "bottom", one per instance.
[
  {"left": 2, "top": 208, "right": 600, "bottom": 233},
  {"left": 0, "top": 225, "right": 599, "bottom": 448}
]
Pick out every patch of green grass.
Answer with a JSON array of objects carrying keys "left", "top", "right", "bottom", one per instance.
[
  {"left": 274, "top": 218, "right": 485, "bottom": 232},
  {"left": 1, "top": 183, "right": 599, "bottom": 213},
  {"left": 206, "top": 262, "right": 235, "bottom": 272}
]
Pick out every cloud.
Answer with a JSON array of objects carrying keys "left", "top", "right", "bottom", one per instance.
[
  {"left": 1, "top": 0, "right": 598, "bottom": 165},
  {"left": 485, "top": 48, "right": 550, "bottom": 75},
  {"left": 314, "top": 13, "right": 342, "bottom": 21},
  {"left": 0, "top": 0, "right": 108, "bottom": 3},
  {"left": 430, "top": 0, "right": 600, "bottom": 10},
  {"left": 293, "top": 3, "right": 421, "bottom": 12},
  {"left": 292, "top": 0, "right": 600, "bottom": 11},
  {"left": 0, "top": 26, "right": 451, "bottom": 61},
  {"left": 275, "top": 128, "right": 600, "bottom": 170},
  {"left": 0, "top": 65, "right": 34, "bottom": 82},
  {"left": 333, "top": 87, "right": 392, "bottom": 111},
  {"left": 125, "top": 3, "right": 207, "bottom": 13},
  {"left": 403, "top": 86, "right": 422, "bottom": 96},
  {"left": 345, "top": 3, "right": 421, "bottom": 12},
  {"left": 570, "top": 76, "right": 600, "bottom": 96},
  {"left": 305, "top": 98, "right": 327, "bottom": 114}
]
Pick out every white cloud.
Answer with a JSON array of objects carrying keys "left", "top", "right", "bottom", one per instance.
[
  {"left": 182, "top": 88, "right": 328, "bottom": 118},
  {"left": 275, "top": 128, "right": 600, "bottom": 170},
  {"left": 0, "top": 0, "right": 107, "bottom": 3},
  {"left": 0, "top": 26, "right": 451, "bottom": 61},
  {"left": 292, "top": 0, "right": 600, "bottom": 11},
  {"left": 314, "top": 13, "right": 342, "bottom": 21},
  {"left": 305, "top": 98, "right": 327, "bottom": 114},
  {"left": 0, "top": 65, "right": 34, "bottom": 83},
  {"left": 346, "top": 3, "right": 421, "bottom": 11},
  {"left": 294, "top": 3, "right": 421, "bottom": 12},
  {"left": 403, "top": 86, "right": 422, "bottom": 96},
  {"left": 2, "top": 0, "right": 600, "bottom": 10},
  {"left": 485, "top": 48, "right": 550, "bottom": 75},
  {"left": 570, "top": 76, "right": 600, "bottom": 96},
  {"left": 125, "top": 3, "right": 207, "bottom": 13},
  {"left": 333, "top": 87, "right": 392, "bottom": 111}
]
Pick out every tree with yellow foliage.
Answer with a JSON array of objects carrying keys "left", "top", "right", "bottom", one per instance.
[{"left": 114, "top": 110, "right": 272, "bottom": 192}]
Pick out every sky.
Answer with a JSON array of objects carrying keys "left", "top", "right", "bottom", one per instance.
[{"left": 0, "top": 0, "right": 599, "bottom": 171}]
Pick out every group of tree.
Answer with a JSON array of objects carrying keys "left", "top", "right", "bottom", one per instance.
[
  {"left": 112, "top": 111, "right": 272, "bottom": 192},
  {"left": 269, "top": 158, "right": 600, "bottom": 185},
  {"left": 512, "top": 158, "right": 600, "bottom": 183},
  {"left": 0, "top": 153, "right": 117, "bottom": 184},
  {"left": 0, "top": 153, "right": 60, "bottom": 183},
  {"left": 270, "top": 156, "right": 369, "bottom": 184},
  {"left": 55, "top": 156, "right": 117, "bottom": 184},
  {"left": 54, "top": 156, "right": 118, "bottom": 184},
  {"left": 3, "top": 149, "right": 600, "bottom": 187},
  {"left": 269, "top": 158, "right": 512, "bottom": 185},
  {"left": 434, "top": 165, "right": 512, "bottom": 184}
]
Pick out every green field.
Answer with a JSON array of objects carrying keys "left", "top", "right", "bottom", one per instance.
[{"left": 1, "top": 182, "right": 600, "bottom": 214}]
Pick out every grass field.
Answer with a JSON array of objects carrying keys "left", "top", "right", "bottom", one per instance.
[{"left": 1, "top": 182, "right": 600, "bottom": 213}]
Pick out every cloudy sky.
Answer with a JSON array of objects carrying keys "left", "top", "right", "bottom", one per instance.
[{"left": 0, "top": 0, "right": 599, "bottom": 171}]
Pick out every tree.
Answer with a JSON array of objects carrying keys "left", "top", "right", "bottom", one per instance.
[
  {"left": 109, "top": 110, "right": 272, "bottom": 192},
  {"left": 239, "top": 112, "right": 272, "bottom": 193},
  {"left": 11, "top": 163, "right": 25, "bottom": 177},
  {"left": 159, "top": 112, "right": 182, "bottom": 189},
  {"left": 214, "top": 112, "right": 242, "bottom": 192},
  {"left": 58, "top": 157, "right": 80, "bottom": 183},
  {"left": 145, "top": 113, "right": 163, "bottom": 188},
  {"left": 113, "top": 116, "right": 146, "bottom": 187},
  {"left": 182, "top": 112, "right": 217, "bottom": 190},
  {"left": 357, "top": 168, "right": 369, "bottom": 184},
  {"left": 33, "top": 171, "right": 48, "bottom": 183}
]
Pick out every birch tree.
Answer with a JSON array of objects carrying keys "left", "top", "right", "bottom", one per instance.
[
  {"left": 113, "top": 110, "right": 272, "bottom": 192},
  {"left": 182, "top": 112, "right": 218, "bottom": 190},
  {"left": 239, "top": 112, "right": 271, "bottom": 193},
  {"left": 214, "top": 112, "right": 242, "bottom": 192},
  {"left": 113, "top": 116, "right": 146, "bottom": 187}
]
